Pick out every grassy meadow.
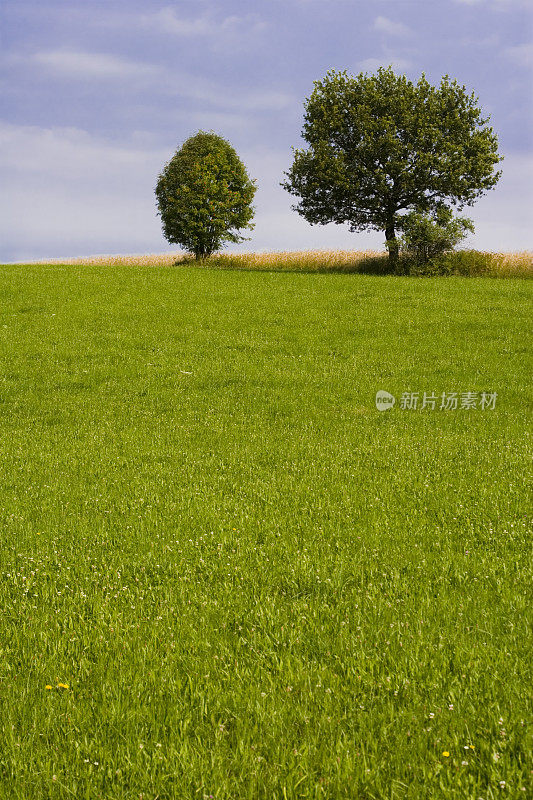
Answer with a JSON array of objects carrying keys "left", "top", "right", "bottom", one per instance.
[{"left": 0, "top": 258, "right": 531, "bottom": 799}]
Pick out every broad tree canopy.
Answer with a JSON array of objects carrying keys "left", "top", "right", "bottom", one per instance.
[{"left": 282, "top": 68, "right": 502, "bottom": 263}]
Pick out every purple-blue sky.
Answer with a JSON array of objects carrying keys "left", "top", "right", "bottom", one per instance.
[{"left": 1, "top": 0, "right": 532, "bottom": 261}]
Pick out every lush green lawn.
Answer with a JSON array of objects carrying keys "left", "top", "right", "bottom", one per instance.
[{"left": 0, "top": 264, "right": 531, "bottom": 799}]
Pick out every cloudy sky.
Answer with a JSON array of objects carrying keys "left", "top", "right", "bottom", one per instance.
[{"left": 1, "top": 0, "right": 532, "bottom": 261}]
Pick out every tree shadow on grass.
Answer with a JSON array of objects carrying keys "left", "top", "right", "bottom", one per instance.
[
  {"left": 173, "top": 254, "right": 396, "bottom": 275},
  {"left": 171, "top": 251, "right": 533, "bottom": 278}
]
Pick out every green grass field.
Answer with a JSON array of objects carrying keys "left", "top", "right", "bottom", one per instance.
[{"left": 0, "top": 263, "right": 531, "bottom": 799}]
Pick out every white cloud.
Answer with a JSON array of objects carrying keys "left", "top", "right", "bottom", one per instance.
[
  {"left": 13, "top": 47, "right": 295, "bottom": 114},
  {"left": 459, "top": 33, "right": 500, "bottom": 47},
  {"left": 145, "top": 7, "right": 214, "bottom": 36},
  {"left": 177, "top": 109, "right": 256, "bottom": 133},
  {"left": 461, "top": 153, "right": 533, "bottom": 251},
  {"left": 29, "top": 49, "right": 161, "bottom": 80},
  {"left": 141, "top": 7, "right": 267, "bottom": 40},
  {"left": 503, "top": 42, "right": 533, "bottom": 67},
  {"left": 357, "top": 57, "right": 412, "bottom": 73},
  {"left": 157, "top": 71, "right": 294, "bottom": 112},
  {"left": 0, "top": 123, "right": 169, "bottom": 261},
  {"left": 374, "top": 16, "right": 412, "bottom": 37},
  {"left": 0, "top": 122, "right": 163, "bottom": 175},
  {"left": 454, "top": 0, "right": 531, "bottom": 6},
  {"left": 11, "top": 42, "right": 294, "bottom": 112}
]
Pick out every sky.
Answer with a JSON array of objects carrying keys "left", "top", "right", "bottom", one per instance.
[{"left": 1, "top": 0, "right": 532, "bottom": 262}]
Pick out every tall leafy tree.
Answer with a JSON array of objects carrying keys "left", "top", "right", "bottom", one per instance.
[
  {"left": 282, "top": 68, "right": 502, "bottom": 266},
  {"left": 156, "top": 132, "right": 256, "bottom": 259}
]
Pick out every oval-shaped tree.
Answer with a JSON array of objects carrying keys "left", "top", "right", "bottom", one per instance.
[
  {"left": 156, "top": 131, "right": 256, "bottom": 260},
  {"left": 282, "top": 68, "right": 502, "bottom": 267}
]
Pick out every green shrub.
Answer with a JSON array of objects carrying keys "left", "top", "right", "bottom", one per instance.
[
  {"left": 433, "top": 249, "right": 493, "bottom": 276},
  {"left": 398, "top": 208, "right": 475, "bottom": 265},
  {"left": 353, "top": 255, "right": 394, "bottom": 275}
]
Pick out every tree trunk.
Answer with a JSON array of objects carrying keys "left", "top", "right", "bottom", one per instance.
[{"left": 385, "top": 222, "right": 398, "bottom": 269}]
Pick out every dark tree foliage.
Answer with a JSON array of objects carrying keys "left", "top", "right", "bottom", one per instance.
[
  {"left": 156, "top": 132, "right": 256, "bottom": 259},
  {"left": 282, "top": 68, "right": 502, "bottom": 266}
]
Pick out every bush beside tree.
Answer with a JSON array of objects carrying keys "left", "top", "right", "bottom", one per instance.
[{"left": 397, "top": 208, "right": 475, "bottom": 265}]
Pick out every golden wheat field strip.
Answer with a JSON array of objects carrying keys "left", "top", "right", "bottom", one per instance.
[{"left": 20, "top": 249, "right": 533, "bottom": 277}]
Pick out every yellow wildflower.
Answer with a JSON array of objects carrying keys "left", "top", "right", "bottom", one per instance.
[
  {"left": 442, "top": 751, "right": 450, "bottom": 758},
  {"left": 45, "top": 685, "right": 52, "bottom": 690},
  {"left": 56, "top": 683, "right": 69, "bottom": 689}
]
